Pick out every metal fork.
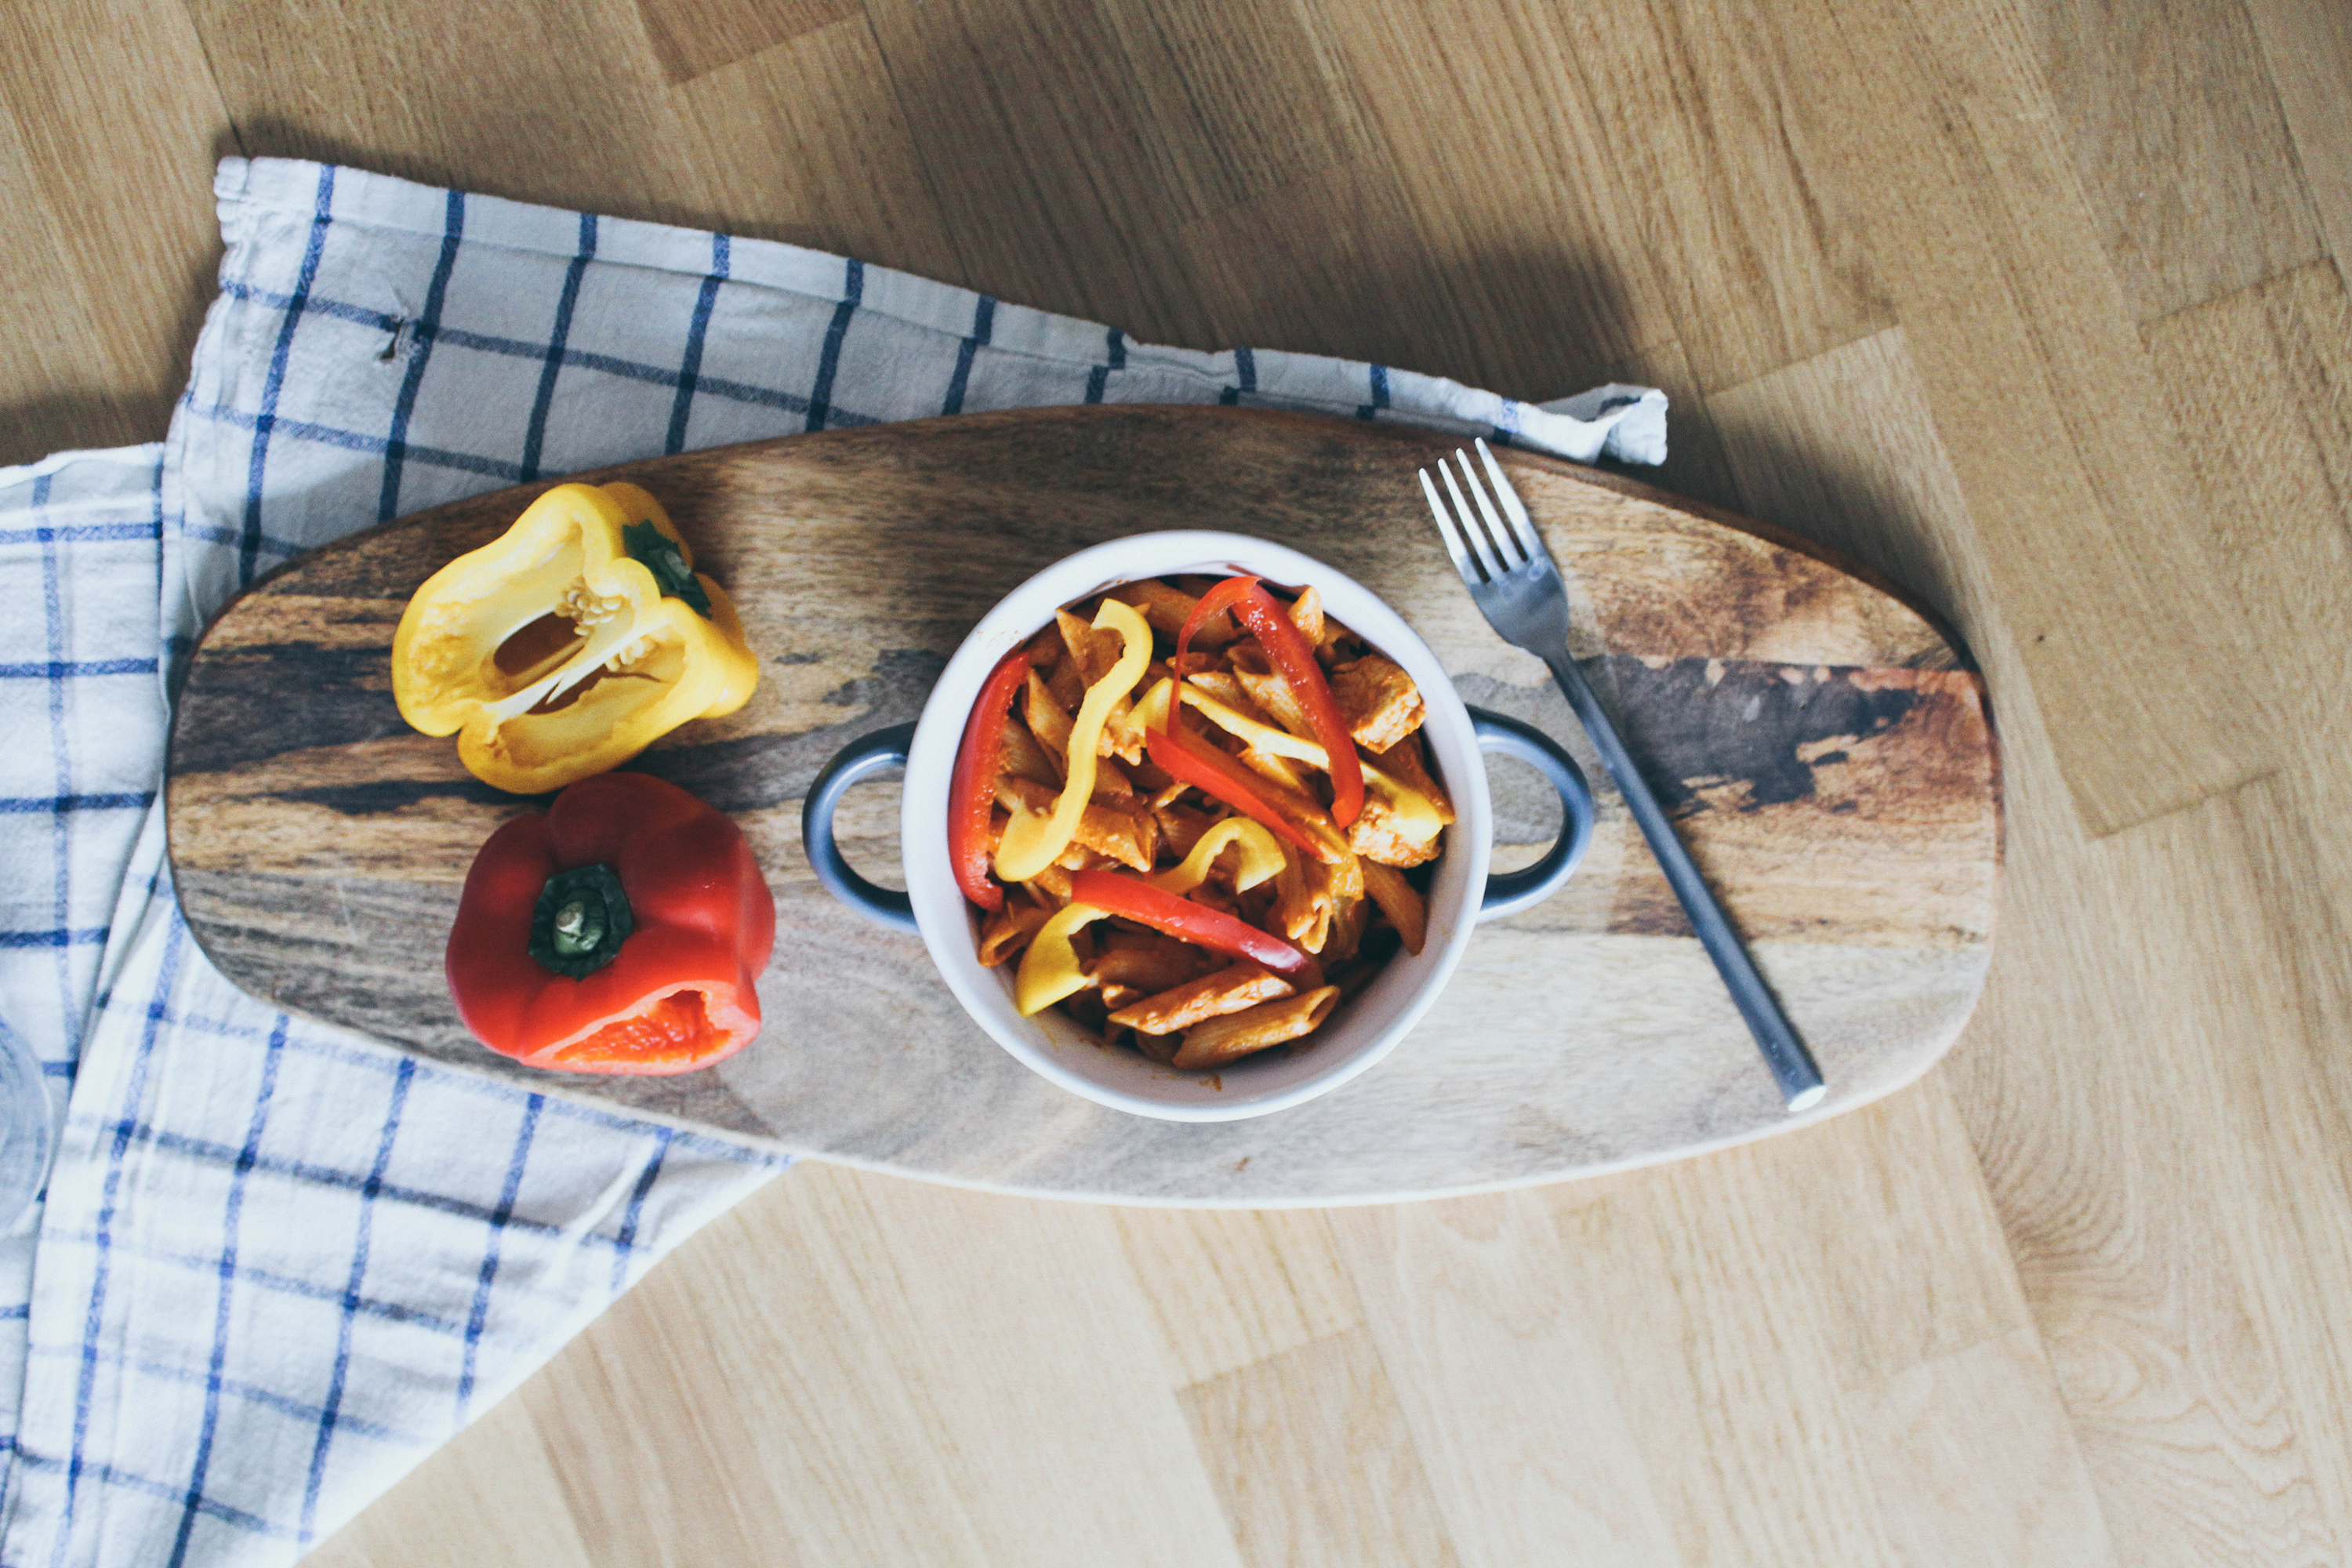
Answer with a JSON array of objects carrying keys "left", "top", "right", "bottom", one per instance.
[{"left": 1421, "top": 439, "right": 1826, "bottom": 1112}]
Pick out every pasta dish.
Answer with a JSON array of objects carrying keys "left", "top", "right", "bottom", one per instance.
[{"left": 946, "top": 572, "right": 1451, "bottom": 1072}]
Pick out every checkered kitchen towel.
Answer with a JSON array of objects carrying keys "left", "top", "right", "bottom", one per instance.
[{"left": 0, "top": 155, "right": 1664, "bottom": 1565}]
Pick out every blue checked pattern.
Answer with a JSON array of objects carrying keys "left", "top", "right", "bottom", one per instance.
[{"left": 0, "top": 154, "right": 1664, "bottom": 1566}]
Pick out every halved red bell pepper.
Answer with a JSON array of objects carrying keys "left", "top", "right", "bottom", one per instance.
[
  {"left": 1066, "top": 867, "right": 1310, "bottom": 978},
  {"left": 949, "top": 648, "right": 1035, "bottom": 912},
  {"left": 1173, "top": 576, "right": 1363, "bottom": 828},
  {"left": 446, "top": 771, "right": 776, "bottom": 1076}
]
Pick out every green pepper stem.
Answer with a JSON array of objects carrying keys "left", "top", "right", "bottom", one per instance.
[{"left": 529, "top": 863, "right": 633, "bottom": 978}]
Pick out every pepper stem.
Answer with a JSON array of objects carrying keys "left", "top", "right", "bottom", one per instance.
[{"left": 528, "top": 864, "right": 634, "bottom": 979}]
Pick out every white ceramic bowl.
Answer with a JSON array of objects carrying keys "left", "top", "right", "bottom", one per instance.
[{"left": 804, "top": 531, "right": 1590, "bottom": 1122}]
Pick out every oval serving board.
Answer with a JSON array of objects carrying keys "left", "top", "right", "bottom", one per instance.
[{"left": 167, "top": 406, "right": 1999, "bottom": 1205}]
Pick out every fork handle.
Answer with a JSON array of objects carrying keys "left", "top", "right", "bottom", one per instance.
[{"left": 1537, "top": 648, "right": 1827, "bottom": 1112}]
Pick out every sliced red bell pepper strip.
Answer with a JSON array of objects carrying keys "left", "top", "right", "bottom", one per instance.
[
  {"left": 1145, "top": 724, "right": 1328, "bottom": 862},
  {"left": 949, "top": 648, "right": 1035, "bottom": 913},
  {"left": 1066, "top": 868, "right": 1311, "bottom": 979},
  {"left": 1173, "top": 575, "right": 1364, "bottom": 827}
]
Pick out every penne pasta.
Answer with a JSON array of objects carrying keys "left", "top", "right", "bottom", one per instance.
[
  {"left": 1287, "top": 583, "right": 1323, "bottom": 644},
  {"left": 1000, "top": 711, "right": 1062, "bottom": 786},
  {"left": 1109, "top": 962, "right": 1294, "bottom": 1035},
  {"left": 1174, "top": 985, "right": 1341, "bottom": 1069},
  {"left": 978, "top": 891, "right": 1052, "bottom": 967},
  {"left": 1023, "top": 670, "right": 1075, "bottom": 765},
  {"left": 1090, "top": 930, "right": 1216, "bottom": 995},
  {"left": 1058, "top": 608, "right": 1127, "bottom": 685},
  {"left": 1359, "top": 860, "right": 1428, "bottom": 956},
  {"left": 1233, "top": 666, "right": 1316, "bottom": 742}
]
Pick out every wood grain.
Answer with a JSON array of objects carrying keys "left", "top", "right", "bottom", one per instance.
[
  {"left": 9, "top": 0, "right": 2348, "bottom": 1558},
  {"left": 2031, "top": 0, "right": 2321, "bottom": 321},
  {"left": 166, "top": 406, "right": 2002, "bottom": 1200}
]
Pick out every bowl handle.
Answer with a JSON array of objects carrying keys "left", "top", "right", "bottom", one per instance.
[
  {"left": 802, "top": 721, "right": 920, "bottom": 933},
  {"left": 1470, "top": 708, "right": 1596, "bottom": 921}
]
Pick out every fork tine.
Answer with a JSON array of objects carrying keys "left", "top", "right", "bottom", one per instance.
[
  {"left": 1475, "top": 437, "right": 1546, "bottom": 564},
  {"left": 1418, "top": 467, "right": 1481, "bottom": 583},
  {"left": 1439, "top": 459, "right": 1508, "bottom": 581},
  {"left": 1454, "top": 448, "right": 1524, "bottom": 569}
]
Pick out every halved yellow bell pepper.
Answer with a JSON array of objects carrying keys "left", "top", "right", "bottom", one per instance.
[{"left": 392, "top": 481, "right": 759, "bottom": 794}]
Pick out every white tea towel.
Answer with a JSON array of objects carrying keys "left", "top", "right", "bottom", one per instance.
[{"left": 0, "top": 154, "right": 1665, "bottom": 1565}]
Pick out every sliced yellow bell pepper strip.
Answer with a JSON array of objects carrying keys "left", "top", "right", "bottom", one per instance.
[
  {"left": 392, "top": 481, "right": 759, "bottom": 795},
  {"left": 995, "top": 599, "right": 1151, "bottom": 884},
  {"left": 1146, "top": 818, "right": 1286, "bottom": 895},
  {"left": 1178, "top": 683, "right": 1444, "bottom": 848},
  {"left": 1014, "top": 902, "right": 1109, "bottom": 1016}
]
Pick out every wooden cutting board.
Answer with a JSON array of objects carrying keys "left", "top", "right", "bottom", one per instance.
[{"left": 166, "top": 406, "right": 2000, "bottom": 1203}]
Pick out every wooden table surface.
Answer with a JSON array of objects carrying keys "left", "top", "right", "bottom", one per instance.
[{"left": 9, "top": 0, "right": 2350, "bottom": 1561}]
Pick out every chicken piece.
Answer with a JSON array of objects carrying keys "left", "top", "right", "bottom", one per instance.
[
  {"left": 1095, "top": 692, "right": 1143, "bottom": 764},
  {"left": 1330, "top": 654, "right": 1425, "bottom": 751},
  {"left": 1369, "top": 731, "right": 1454, "bottom": 823},
  {"left": 1347, "top": 789, "right": 1443, "bottom": 868},
  {"left": 997, "top": 775, "right": 1155, "bottom": 871}
]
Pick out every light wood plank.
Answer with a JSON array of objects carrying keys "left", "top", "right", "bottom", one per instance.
[
  {"left": 1178, "top": 1326, "right": 1460, "bottom": 1568},
  {"left": 1096, "top": 0, "right": 1374, "bottom": 220},
  {"left": 1559, "top": 0, "right": 1896, "bottom": 394},
  {"left": 1329, "top": 1185, "right": 1689, "bottom": 1567},
  {"left": 1945, "top": 758, "right": 2352, "bottom": 1565},
  {"left": 669, "top": 16, "right": 971, "bottom": 281},
  {"left": 2140, "top": 260, "right": 2352, "bottom": 926},
  {"left": 2244, "top": 0, "right": 2352, "bottom": 274},
  {"left": 183, "top": 0, "right": 720, "bottom": 235},
  {"left": 632, "top": 0, "right": 861, "bottom": 85},
  {"left": 1301, "top": 0, "right": 1681, "bottom": 394},
  {"left": 0, "top": 0, "right": 227, "bottom": 463},
  {"left": 2030, "top": 0, "right": 2321, "bottom": 320},
  {"left": 859, "top": 0, "right": 1218, "bottom": 344},
  {"left": 1114, "top": 1207, "right": 1363, "bottom": 1389},
  {"left": 1852, "top": 1327, "right": 2115, "bottom": 1567},
  {"left": 0, "top": 103, "right": 147, "bottom": 467},
  {"left": 471, "top": 1163, "right": 1245, "bottom": 1567}
]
